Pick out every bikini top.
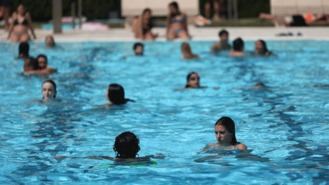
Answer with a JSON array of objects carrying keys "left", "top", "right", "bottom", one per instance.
[
  {"left": 13, "top": 18, "right": 29, "bottom": 26},
  {"left": 170, "top": 15, "right": 186, "bottom": 24}
]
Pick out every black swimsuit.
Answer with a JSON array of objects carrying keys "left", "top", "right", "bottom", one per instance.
[{"left": 13, "top": 18, "right": 28, "bottom": 26}]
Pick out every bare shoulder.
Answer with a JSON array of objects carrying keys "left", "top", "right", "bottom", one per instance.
[{"left": 236, "top": 143, "right": 247, "bottom": 151}]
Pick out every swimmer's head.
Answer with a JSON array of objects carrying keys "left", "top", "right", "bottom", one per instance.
[
  {"left": 24, "top": 57, "right": 38, "bottom": 71},
  {"left": 181, "top": 42, "right": 193, "bottom": 56},
  {"left": 107, "top": 83, "right": 126, "bottom": 105},
  {"left": 185, "top": 71, "right": 200, "bottom": 88},
  {"left": 42, "top": 79, "right": 57, "bottom": 101},
  {"left": 45, "top": 35, "right": 56, "bottom": 48},
  {"left": 255, "top": 39, "right": 269, "bottom": 55},
  {"left": 133, "top": 42, "right": 144, "bottom": 56},
  {"left": 218, "top": 29, "right": 229, "bottom": 43},
  {"left": 232, "top": 37, "right": 244, "bottom": 52},
  {"left": 18, "top": 42, "right": 29, "bottom": 58},
  {"left": 36, "top": 54, "right": 48, "bottom": 70},
  {"left": 214, "top": 116, "right": 238, "bottom": 145},
  {"left": 113, "top": 131, "right": 140, "bottom": 159}
]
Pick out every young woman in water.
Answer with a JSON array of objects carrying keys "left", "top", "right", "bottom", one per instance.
[
  {"left": 166, "top": 1, "right": 190, "bottom": 40},
  {"left": 254, "top": 39, "right": 272, "bottom": 56},
  {"left": 7, "top": 4, "right": 36, "bottom": 42},
  {"left": 204, "top": 116, "right": 247, "bottom": 151},
  {"left": 107, "top": 83, "right": 133, "bottom": 105},
  {"left": 185, "top": 72, "right": 201, "bottom": 88},
  {"left": 41, "top": 79, "right": 57, "bottom": 102},
  {"left": 181, "top": 42, "right": 199, "bottom": 60}
]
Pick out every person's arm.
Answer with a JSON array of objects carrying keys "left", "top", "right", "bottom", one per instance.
[
  {"left": 7, "top": 13, "right": 16, "bottom": 40},
  {"left": 166, "top": 15, "right": 171, "bottom": 39},
  {"left": 183, "top": 14, "right": 190, "bottom": 38},
  {"left": 236, "top": 143, "right": 247, "bottom": 151},
  {"left": 26, "top": 13, "right": 36, "bottom": 39}
]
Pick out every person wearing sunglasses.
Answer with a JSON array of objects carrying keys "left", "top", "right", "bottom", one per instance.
[
  {"left": 205, "top": 116, "right": 247, "bottom": 151},
  {"left": 185, "top": 71, "right": 201, "bottom": 88}
]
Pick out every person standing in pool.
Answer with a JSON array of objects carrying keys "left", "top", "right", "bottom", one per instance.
[
  {"left": 211, "top": 29, "right": 231, "bottom": 53},
  {"left": 41, "top": 79, "right": 57, "bottom": 102},
  {"left": 107, "top": 83, "right": 133, "bottom": 105},
  {"left": 87, "top": 131, "right": 164, "bottom": 164},
  {"left": 185, "top": 72, "right": 201, "bottom": 88},
  {"left": 230, "top": 37, "right": 245, "bottom": 57},
  {"left": 254, "top": 39, "right": 272, "bottom": 56},
  {"left": 181, "top": 42, "right": 199, "bottom": 60},
  {"left": 133, "top": 42, "right": 144, "bottom": 56},
  {"left": 204, "top": 116, "right": 247, "bottom": 151}
]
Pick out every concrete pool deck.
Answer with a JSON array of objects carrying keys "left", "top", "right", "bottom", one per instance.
[{"left": 1, "top": 26, "right": 329, "bottom": 42}]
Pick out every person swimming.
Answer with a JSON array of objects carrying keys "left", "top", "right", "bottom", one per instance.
[
  {"left": 23, "top": 57, "right": 38, "bottom": 73},
  {"left": 211, "top": 29, "right": 232, "bottom": 53},
  {"left": 45, "top": 35, "right": 56, "bottom": 48},
  {"left": 230, "top": 37, "right": 245, "bottom": 57},
  {"left": 24, "top": 54, "right": 57, "bottom": 75},
  {"left": 181, "top": 42, "right": 199, "bottom": 60},
  {"left": 254, "top": 39, "right": 272, "bottom": 56},
  {"left": 107, "top": 83, "right": 133, "bottom": 105},
  {"left": 166, "top": 1, "right": 190, "bottom": 40},
  {"left": 86, "top": 131, "right": 164, "bottom": 164},
  {"left": 133, "top": 42, "right": 144, "bottom": 56},
  {"left": 185, "top": 72, "right": 201, "bottom": 88},
  {"left": 41, "top": 79, "right": 57, "bottom": 102},
  {"left": 204, "top": 116, "right": 247, "bottom": 151}
]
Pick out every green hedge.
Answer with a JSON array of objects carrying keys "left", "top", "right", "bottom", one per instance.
[
  {"left": 10, "top": 0, "right": 120, "bottom": 22},
  {"left": 10, "top": 0, "right": 268, "bottom": 21}
]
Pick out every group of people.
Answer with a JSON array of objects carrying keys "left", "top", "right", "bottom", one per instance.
[
  {"left": 18, "top": 40, "right": 57, "bottom": 76},
  {"left": 132, "top": 1, "right": 190, "bottom": 40},
  {"left": 8, "top": 1, "right": 255, "bottom": 164}
]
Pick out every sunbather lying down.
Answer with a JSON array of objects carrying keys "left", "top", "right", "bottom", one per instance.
[{"left": 259, "top": 12, "right": 329, "bottom": 27}]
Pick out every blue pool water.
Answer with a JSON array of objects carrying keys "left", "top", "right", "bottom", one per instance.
[{"left": 0, "top": 40, "right": 329, "bottom": 184}]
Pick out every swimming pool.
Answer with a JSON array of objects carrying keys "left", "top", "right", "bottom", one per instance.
[{"left": 0, "top": 40, "right": 329, "bottom": 184}]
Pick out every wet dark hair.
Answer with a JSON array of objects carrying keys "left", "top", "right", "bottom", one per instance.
[
  {"left": 42, "top": 79, "right": 57, "bottom": 98},
  {"left": 24, "top": 57, "right": 39, "bottom": 70},
  {"left": 232, "top": 37, "right": 244, "bottom": 52},
  {"left": 218, "top": 29, "right": 229, "bottom": 37},
  {"left": 18, "top": 42, "right": 29, "bottom": 58},
  {"left": 169, "top": 1, "right": 180, "bottom": 16},
  {"left": 257, "top": 39, "right": 269, "bottom": 54},
  {"left": 185, "top": 71, "right": 200, "bottom": 88},
  {"left": 133, "top": 42, "right": 144, "bottom": 50},
  {"left": 36, "top": 54, "right": 48, "bottom": 67},
  {"left": 133, "top": 42, "right": 144, "bottom": 56},
  {"left": 107, "top": 83, "right": 126, "bottom": 105},
  {"left": 113, "top": 131, "right": 140, "bottom": 159},
  {"left": 214, "top": 116, "right": 239, "bottom": 145}
]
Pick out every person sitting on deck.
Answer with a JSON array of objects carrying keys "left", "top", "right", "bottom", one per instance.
[{"left": 131, "top": 8, "right": 158, "bottom": 40}]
